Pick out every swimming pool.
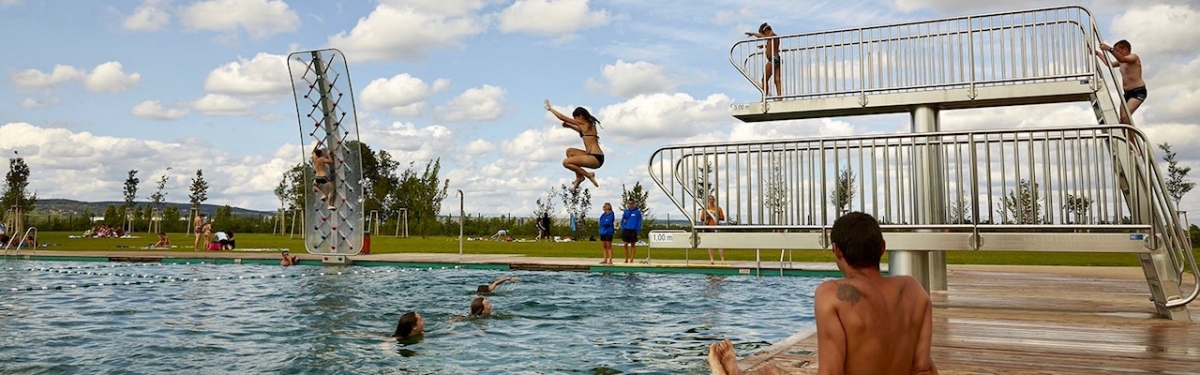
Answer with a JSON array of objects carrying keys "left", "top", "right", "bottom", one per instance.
[{"left": 0, "top": 260, "right": 821, "bottom": 374}]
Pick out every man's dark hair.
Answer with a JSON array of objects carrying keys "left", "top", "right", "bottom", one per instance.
[
  {"left": 830, "top": 212, "right": 884, "bottom": 269},
  {"left": 476, "top": 285, "right": 491, "bottom": 294},
  {"left": 759, "top": 22, "right": 771, "bottom": 33},
  {"left": 1114, "top": 40, "right": 1131, "bottom": 51},
  {"left": 393, "top": 312, "right": 419, "bottom": 338},
  {"left": 470, "top": 297, "right": 486, "bottom": 316},
  {"left": 314, "top": 149, "right": 325, "bottom": 157}
]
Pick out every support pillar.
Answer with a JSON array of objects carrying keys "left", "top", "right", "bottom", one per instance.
[{"left": 890, "top": 105, "right": 946, "bottom": 292}]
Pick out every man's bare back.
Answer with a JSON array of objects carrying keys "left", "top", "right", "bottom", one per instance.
[
  {"left": 815, "top": 275, "right": 934, "bottom": 374},
  {"left": 815, "top": 212, "right": 936, "bottom": 375}
]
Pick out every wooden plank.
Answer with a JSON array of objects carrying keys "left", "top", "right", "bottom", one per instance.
[{"left": 743, "top": 265, "right": 1200, "bottom": 374}]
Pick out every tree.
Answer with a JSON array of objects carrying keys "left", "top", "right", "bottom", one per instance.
[
  {"left": 188, "top": 169, "right": 209, "bottom": 212},
  {"left": 764, "top": 155, "right": 787, "bottom": 224},
  {"left": 558, "top": 185, "right": 593, "bottom": 238},
  {"left": 621, "top": 182, "right": 653, "bottom": 233},
  {"left": 215, "top": 205, "right": 233, "bottom": 225},
  {"left": 103, "top": 204, "right": 119, "bottom": 226},
  {"left": 830, "top": 167, "right": 856, "bottom": 215},
  {"left": 122, "top": 169, "right": 140, "bottom": 227},
  {"left": 948, "top": 195, "right": 973, "bottom": 224},
  {"left": 1, "top": 154, "right": 36, "bottom": 216},
  {"left": 1000, "top": 179, "right": 1042, "bottom": 224},
  {"left": 393, "top": 159, "right": 449, "bottom": 238},
  {"left": 349, "top": 141, "right": 401, "bottom": 216},
  {"left": 693, "top": 161, "right": 716, "bottom": 199},
  {"left": 1159, "top": 143, "right": 1195, "bottom": 207},
  {"left": 1064, "top": 194, "right": 1093, "bottom": 224},
  {"left": 162, "top": 205, "right": 181, "bottom": 232},
  {"left": 150, "top": 168, "right": 170, "bottom": 210},
  {"left": 532, "top": 187, "right": 556, "bottom": 220}
]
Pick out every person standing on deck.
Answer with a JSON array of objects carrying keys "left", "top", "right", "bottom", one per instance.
[
  {"left": 1096, "top": 40, "right": 1147, "bottom": 125},
  {"left": 598, "top": 202, "right": 616, "bottom": 265},
  {"left": 699, "top": 194, "right": 726, "bottom": 264},
  {"left": 745, "top": 22, "right": 782, "bottom": 98},
  {"left": 620, "top": 199, "right": 643, "bottom": 264}
]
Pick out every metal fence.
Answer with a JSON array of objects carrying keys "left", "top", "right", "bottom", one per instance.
[{"left": 731, "top": 6, "right": 1097, "bottom": 101}]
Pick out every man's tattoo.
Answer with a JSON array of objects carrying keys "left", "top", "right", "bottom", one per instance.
[{"left": 836, "top": 283, "right": 862, "bottom": 306}]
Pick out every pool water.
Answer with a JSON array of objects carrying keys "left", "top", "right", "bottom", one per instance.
[{"left": 0, "top": 260, "right": 822, "bottom": 374}]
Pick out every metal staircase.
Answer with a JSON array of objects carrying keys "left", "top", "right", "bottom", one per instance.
[{"left": 649, "top": 6, "right": 1196, "bottom": 320}]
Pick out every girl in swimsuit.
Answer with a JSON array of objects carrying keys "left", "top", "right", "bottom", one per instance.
[{"left": 545, "top": 99, "right": 604, "bottom": 189}]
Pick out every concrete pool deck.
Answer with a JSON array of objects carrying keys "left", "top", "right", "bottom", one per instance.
[{"left": 7, "top": 250, "right": 1199, "bottom": 374}]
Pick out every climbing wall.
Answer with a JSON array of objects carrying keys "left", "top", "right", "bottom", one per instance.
[{"left": 288, "top": 49, "right": 364, "bottom": 256}]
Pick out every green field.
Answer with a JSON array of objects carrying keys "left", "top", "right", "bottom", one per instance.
[{"left": 16, "top": 231, "right": 1200, "bottom": 268}]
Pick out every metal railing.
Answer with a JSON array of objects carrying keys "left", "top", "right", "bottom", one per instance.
[
  {"left": 731, "top": 6, "right": 1097, "bottom": 102},
  {"left": 3, "top": 226, "right": 37, "bottom": 259},
  {"left": 647, "top": 125, "right": 1197, "bottom": 304}
]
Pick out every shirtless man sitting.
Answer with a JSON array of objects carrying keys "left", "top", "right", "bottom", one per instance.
[
  {"left": 815, "top": 212, "right": 936, "bottom": 374},
  {"left": 311, "top": 142, "right": 335, "bottom": 210},
  {"left": 1096, "top": 39, "right": 1146, "bottom": 125}
]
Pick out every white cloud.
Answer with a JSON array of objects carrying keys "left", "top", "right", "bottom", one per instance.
[
  {"left": 0, "top": 122, "right": 295, "bottom": 210},
  {"left": 585, "top": 60, "right": 678, "bottom": 98},
  {"left": 18, "top": 97, "right": 59, "bottom": 108},
  {"left": 464, "top": 139, "right": 496, "bottom": 155},
  {"left": 204, "top": 53, "right": 296, "bottom": 98},
  {"left": 192, "top": 94, "right": 256, "bottom": 116},
  {"left": 122, "top": 0, "right": 171, "bottom": 32},
  {"left": 11, "top": 62, "right": 140, "bottom": 93},
  {"left": 596, "top": 93, "right": 733, "bottom": 143},
  {"left": 131, "top": 100, "right": 189, "bottom": 120},
  {"left": 379, "top": 0, "right": 489, "bottom": 16},
  {"left": 82, "top": 61, "right": 141, "bottom": 93},
  {"left": 327, "top": 4, "right": 486, "bottom": 62},
  {"left": 501, "top": 128, "right": 575, "bottom": 163},
  {"left": 439, "top": 85, "right": 506, "bottom": 122},
  {"left": 1112, "top": 4, "right": 1200, "bottom": 56},
  {"left": 359, "top": 74, "right": 450, "bottom": 116},
  {"left": 360, "top": 120, "right": 457, "bottom": 162},
  {"left": 10, "top": 65, "right": 84, "bottom": 90},
  {"left": 497, "top": 0, "right": 610, "bottom": 35},
  {"left": 178, "top": 0, "right": 299, "bottom": 39}
]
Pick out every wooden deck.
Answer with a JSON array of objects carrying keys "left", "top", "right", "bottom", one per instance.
[{"left": 741, "top": 265, "right": 1200, "bottom": 374}]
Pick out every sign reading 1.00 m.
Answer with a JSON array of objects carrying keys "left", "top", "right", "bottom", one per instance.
[{"left": 649, "top": 232, "right": 674, "bottom": 243}]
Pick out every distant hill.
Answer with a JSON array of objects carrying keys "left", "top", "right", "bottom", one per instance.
[{"left": 32, "top": 199, "right": 277, "bottom": 218}]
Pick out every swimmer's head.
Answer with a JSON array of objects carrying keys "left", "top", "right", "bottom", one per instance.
[
  {"left": 476, "top": 285, "right": 491, "bottom": 294},
  {"left": 470, "top": 297, "right": 491, "bottom": 316},
  {"left": 393, "top": 311, "right": 424, "bottom": 338}
]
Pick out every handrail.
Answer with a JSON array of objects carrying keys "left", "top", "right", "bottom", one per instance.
[
  {"left": 3, "top": 226, "right": 37, "bottom": 259},
  {"left": 730, "top": 6, "right": 1098, "bottom": 102}
]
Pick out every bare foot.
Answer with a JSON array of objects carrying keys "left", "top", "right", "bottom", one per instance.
[
  {"left": 716, "top": 339, "right": 741, "bottom": 375},
  {"left": 586, "top": 172, "right": 598, "bottom": 187},
  {"left": 708, "top": 341, "right": 730, "bottom": 375},
  {"left": 572, "top": 176, "right": 584, "bottom": 189}
]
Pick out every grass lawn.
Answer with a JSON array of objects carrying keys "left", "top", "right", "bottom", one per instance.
[{"left": 17, "top": 231, "right": 1200, "bottom": 267}]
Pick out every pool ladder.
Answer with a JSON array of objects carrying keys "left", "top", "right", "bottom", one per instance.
[{"left": 2, "top": 227, "right": 37, "bottom": 260}]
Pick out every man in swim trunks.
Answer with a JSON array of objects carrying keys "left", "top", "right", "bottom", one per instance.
[
  {"left": 814, "top": 212, "right": 937, "bottom": 374},
  {"left": 745, "top": 22, "right": 782, "bottom": 98},
  {"left": 1096, "top": 39, "right": 1146, "bottom": 125},
  {"left": 311, "top": 142, "right": 335, "bottom": 210}
]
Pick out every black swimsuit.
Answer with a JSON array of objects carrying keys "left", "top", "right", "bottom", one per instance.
[{"left": 579, "top": 133, "right": 605, "bottom": 168}]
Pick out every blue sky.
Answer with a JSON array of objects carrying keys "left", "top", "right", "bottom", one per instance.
[{"left": 1, "top": 0, "right": 1198, "bottom": 218}]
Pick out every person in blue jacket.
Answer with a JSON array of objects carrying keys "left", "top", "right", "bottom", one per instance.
[
  {"left": 598, "top": 202, "right": 616, "bottom": 265},
  {"left": 620, "top": 199, "right": 643, "bottom": 264}
]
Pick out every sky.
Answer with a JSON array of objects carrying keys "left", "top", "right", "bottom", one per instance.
[{"left": 1, "top": 0, "right": 1198, "bottom": 220}]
